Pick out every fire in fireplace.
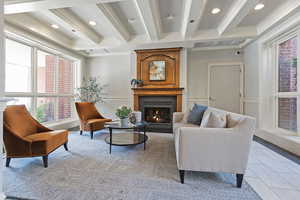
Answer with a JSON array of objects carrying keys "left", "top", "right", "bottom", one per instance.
[
  {"left": 145, "top": 107, "right": 171, "bottom": 123},
  {"left": 139, "top": 96, "right": 176, "bottom": 133}
]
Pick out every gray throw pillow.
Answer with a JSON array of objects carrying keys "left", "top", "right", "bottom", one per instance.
[{"left": 187, "top": 104, "right": 208, "bottom": 125}]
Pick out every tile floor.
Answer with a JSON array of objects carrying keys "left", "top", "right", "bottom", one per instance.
[{"left": 246, "top": 142, "right": 300, "bottom": 200}]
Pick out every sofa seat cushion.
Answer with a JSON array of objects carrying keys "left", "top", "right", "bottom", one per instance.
[
  {"left": 173, "top": 123, "right": 199, "bottom": 133},
  {"left": 26, "top": 130, "right": 68, "bottom": 155}
]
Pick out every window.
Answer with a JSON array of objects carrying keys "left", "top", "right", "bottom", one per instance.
[
  {"left": 5, "top": 39, "right": 32, "bottom": 92},
  {"left": 5, "top": 37, "right": 79, "bottom": 124},
  {"left": 276, "top": 36, "right": 299, "bottom": 133}
]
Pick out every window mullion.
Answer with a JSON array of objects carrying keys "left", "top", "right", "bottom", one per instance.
[
  {"left": 32, "top": 47, "right": 38, "bottom": 116},
  {"left": 55, "top": 56, "right": 59, "bottom": 121}
]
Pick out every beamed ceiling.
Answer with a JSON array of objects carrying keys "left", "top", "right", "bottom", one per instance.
[{"left": 3, "top": 0, "right": 300, "bottom": 57}]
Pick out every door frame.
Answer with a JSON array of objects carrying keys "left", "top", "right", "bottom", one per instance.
[{"left": 207, "top": 62, "right": 244, "bottom": 114}]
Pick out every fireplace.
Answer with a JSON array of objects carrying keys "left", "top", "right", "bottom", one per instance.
[{"left": 139, "top": 96, "right": 176, "bottom": 133}]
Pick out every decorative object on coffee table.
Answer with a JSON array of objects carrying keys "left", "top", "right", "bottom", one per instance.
[
  {"left": 105, "top": 122, "right": 148, "bottom": 154},
  {"left": 115, "top": 106, "right": 132, "bottom": 127}
]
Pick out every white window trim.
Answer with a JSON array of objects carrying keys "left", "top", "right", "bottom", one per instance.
[
  {"left": 273, "top": 31, "right": 300, "bottom": 136},
  {"left": 4, "top": 36, "right": 80, "bottom": 125}
]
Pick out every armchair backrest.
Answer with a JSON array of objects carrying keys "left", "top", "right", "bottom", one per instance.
[
  {"left": 4, "top": 105, "right": 48, "bottom": 138},
  {"left": 75, "top": 102, "right": 103, "bottom": 121}
]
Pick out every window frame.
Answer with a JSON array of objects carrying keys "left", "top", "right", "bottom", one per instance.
[
  {"left": 5, "top": 35, "right": 80, "bottom": 124},
  {"left": 274, "top": 31, "right": 300, "bottom": 136}
]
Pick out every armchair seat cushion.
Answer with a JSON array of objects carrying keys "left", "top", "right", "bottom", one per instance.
[
  {"left": 26, "top": 130, "right": 68, "bottom": 155},
  {"left": 87, "top": 118, "right": 112, "bottom": 124}
]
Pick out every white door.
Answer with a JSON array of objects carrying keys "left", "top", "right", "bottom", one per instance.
[{"left": 209, "top": 63, "right": 243, "bottom": 113}]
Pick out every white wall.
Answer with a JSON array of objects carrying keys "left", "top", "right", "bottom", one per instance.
[
  {"left": 85, "top": 49, "right": 244, "bottom": 118},
  {"left": 86, "top": 53, "right": 133, "bottom": 120},
  {"left": 187, "top": 49, "right": 243, "bottom": 109}
]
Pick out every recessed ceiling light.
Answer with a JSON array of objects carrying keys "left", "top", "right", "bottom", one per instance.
[
  {"left": 128, "top": 18, "right": 136, "bottom": 23},
  {"left": 254, "top": 3, "right": 265, "bottom": 10},
  {"left": 51, "top": 24, "right": 59, "bottom": 29},
  {"left": 89, "top": 21, "right": 97, "bottom": 26},
  {"left": 211, "top": 8, "right": 221, "bottom": 14},
  {"left": 166, "top": 14, "right": 174, "bottom": 20},
  {"left": 29, "top": 27, "right": 35, "bottom": 31}
]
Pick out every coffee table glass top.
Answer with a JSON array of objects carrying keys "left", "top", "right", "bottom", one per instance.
[
  {"left": 104, "top": 133, "right": 148, "bottom": 146},
  {"left": 105, "top": 121, "right": 148, "bottom": 129}
]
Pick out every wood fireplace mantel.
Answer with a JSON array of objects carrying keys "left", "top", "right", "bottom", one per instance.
[
  {"left": 133, "top": 48, "right": 184, "bottom": 115},
  {"left": 132, "top": 88, "right": 184, "bottom": 112}
]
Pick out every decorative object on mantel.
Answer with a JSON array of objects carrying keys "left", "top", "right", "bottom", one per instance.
[
  {"left": 130, "top": 79, "right": 143, "bottom": 88},
  {"left": 75, "top": 76, "right": 106, "bottom": 104},
  {"left": 149, "top": 61, "right": 166, "bottom": 81},
  {"left": 115, "top": 106, "right": 132, "bottom": 127}
]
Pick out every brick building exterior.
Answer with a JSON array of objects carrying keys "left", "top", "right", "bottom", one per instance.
[{"left": 278, "top": 37, "right": 298, "bottom": 131}]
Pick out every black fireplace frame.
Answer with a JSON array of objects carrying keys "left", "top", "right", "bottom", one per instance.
[{"left": 139, "top": 96, "right": 177, "bottom": 133}]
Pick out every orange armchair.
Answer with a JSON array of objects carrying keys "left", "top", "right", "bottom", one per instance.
[
  {"left": 75, "top": 102, "right": 112, "bottom": 139},
  {"left": 3, "top": 105, "right": 69, "bottom": 168}
]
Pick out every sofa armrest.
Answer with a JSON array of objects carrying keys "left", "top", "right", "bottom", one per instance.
[
  {"left": 173, "top": 112, "right": 184, "bottom": 123},
  {"left": 174, "top": 127, "right": 254, "bottom": 173}
]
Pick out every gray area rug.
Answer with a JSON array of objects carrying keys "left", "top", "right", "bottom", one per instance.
[{"left": 4, "top": 131, "right": 261, "bottom": 200}]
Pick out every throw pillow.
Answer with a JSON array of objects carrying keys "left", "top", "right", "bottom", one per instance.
[
  {"left": 201, "top": 112, "right": 227, "bottom": 128},
  {"left": 226, "top": 114, "right": 242, "bottom": 128},
  {"left": 182, "top": 110, "right": 190, "bottom": 123},
  {"left": 187, "top": 104, "right": 208, "bottom": 125}
]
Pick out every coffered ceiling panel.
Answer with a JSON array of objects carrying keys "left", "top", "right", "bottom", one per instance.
[
  {"left": 158, "top": 0, "right": 183, "bottom": 33},
  {"left": 238, "top": 0, "right": 285, "bottom": 27},
  {"left": 198, "top": 0, "right": 235, "bottom": 30},
  {"left": 31, "top": 12, "right": 80, "bottom": 40},
  {"left": 3, "top": 0, "right": 299, "bottom": 56},
  {"left": 70, "top": 7, "right": 114, "bottom": 38},
  {"left": 109, "top": 0, "right": 145, "bottom": 35}
]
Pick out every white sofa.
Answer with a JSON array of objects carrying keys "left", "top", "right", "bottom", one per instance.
[{"left": 173, "top": 107, "right": 256, "bottom": 188}]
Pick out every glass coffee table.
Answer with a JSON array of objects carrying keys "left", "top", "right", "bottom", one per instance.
[{"left": 104, "top": 122, "right": 148, "bottom": 154}]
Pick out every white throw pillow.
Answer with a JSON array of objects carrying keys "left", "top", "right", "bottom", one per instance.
[
  {"left": 226, "top": 114, "right": 240, "bottom": 128},
  {"left": 200, "top": 112, "right": 227, "bottom": 128}
]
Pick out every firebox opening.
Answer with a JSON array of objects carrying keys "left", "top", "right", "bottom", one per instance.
[{"left": 144, "top": 107, "right": 171, "bottom": 124}]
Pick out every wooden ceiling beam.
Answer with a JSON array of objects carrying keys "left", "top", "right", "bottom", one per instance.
[
  {"left": 4, "top": 0, "right": 127, "bottom": 14},
  {"left": 181, "top": 0, "right": 207, "bottom": 39},
  {"left": 218, "top": 0, "right": 259, "bottom": 35},
  {"left": 50, "top": 8, "right": 102, "bottom": 44},
  {"left": 133, "top": 0, "right": 161, "bottom": 41}
]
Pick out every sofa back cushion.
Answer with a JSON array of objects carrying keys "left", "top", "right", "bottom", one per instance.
[
  {"left": 201, "top": 107, "right": 246, "bottom": 128},
  {"left": 200, "top": 112, "right": 227, "bottom": 128},
  {"left": 4, "top": 105, "right": 39, "bottom": 137},
  {"left": 187, "top": 104, "right": 207, "bottom": 125}
]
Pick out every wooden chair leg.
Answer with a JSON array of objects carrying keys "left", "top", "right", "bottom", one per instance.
[
  {"left": 90, "top": 130, "right": 94, "bottom": 139},
  {"left": 42, "top": 155, "right": 48, "bottom": 168},
  {"left": 63, "top": 142, "right": 69, "bottom": 151},
  {"left": 179, "top": 170, "right": 185, "bottom": 184},
  {"left": 6, "top": 158, "right": 11, "bottom": 167},
  {"left": 236, "top": 174, "right": 244, "bottom": 188},
  {"left": 80, "top": 130, "right": 83, "bottom": 135}
]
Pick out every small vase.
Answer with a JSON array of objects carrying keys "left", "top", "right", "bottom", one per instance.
[{"left": 120, "top": 118, "right": 129, "bottom": 127}]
